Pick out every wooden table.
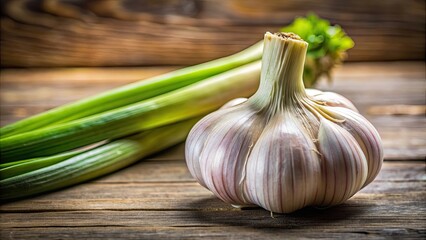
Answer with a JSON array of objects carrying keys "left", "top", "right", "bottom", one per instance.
[{"left": 1, "top": 62, "right": 425, "bottom": 239}]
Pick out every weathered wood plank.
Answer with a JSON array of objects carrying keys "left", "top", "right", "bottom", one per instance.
[
  {"left": 1, "top": 0, "right": 424, "bottom": 67},
  {"left": 1, "top": 187, "right": 424, "bottom": 212},
  {"left": 1, "top": 160, "right": 425, "bottom": 238},
  {"left": 1, "top": 202, "right": 425, "bottom": 229},
  {"left": 0, "top": 162, "right": 424, "bottom": 211},
  {"left": 93, "top": 159, "right": 426, "bottom": 183},
  {"left": 0, "top": 67, "right": 177, "bottom": 84},
  {"left": 1, "top": 226, "right": 424, "bottom": 240},
  {"left": 1, "top": 189, "right": 425, "bottom": 239},
  {"left": 0, "top": 67, "right": 175, "bottom": 108}
]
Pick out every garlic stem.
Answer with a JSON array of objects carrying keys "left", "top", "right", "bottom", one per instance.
[{"left": 250, "top": 32, "right": 308, "bottom": 111}]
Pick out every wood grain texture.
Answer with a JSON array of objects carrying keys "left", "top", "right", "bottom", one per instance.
[
  {"left": 1, "top": 0, "right": 425, "bottom": 67},
  {"left": 1, "top": 62, "right": 425, "bottom": 160},
  {"left": 0, "top": 161, "right": 424, "bottom": 211},
  {"left": 1, "top": 227, "right": 425, "bottom": 240},
  {"left": 0, "top": 160, "right": 425, "bottom": 239}
]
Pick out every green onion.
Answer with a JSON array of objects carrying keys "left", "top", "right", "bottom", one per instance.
[
  {"left": 0, "top": 118, "right": 199, "bottom": 201},
  {"left": 0, "top": 150, "right": 82, "bottom": 179},
  {"left": 0, "top": 142, "right": 106, "bottom": 179}
]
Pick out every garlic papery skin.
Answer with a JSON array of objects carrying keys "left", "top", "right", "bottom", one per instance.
[
  {"left": 185, "top": 32, "right": 383, "bottom": 214},
  {"left": 219, "top": 89, "right": 358, "bottom": 113}
]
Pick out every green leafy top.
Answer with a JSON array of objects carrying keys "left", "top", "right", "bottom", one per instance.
[
  {"left": 281, "top": 14, "right": 354, "bottom": 87},
  {"left": 282, "top": 14, "right": 354, "bottom": 59}
]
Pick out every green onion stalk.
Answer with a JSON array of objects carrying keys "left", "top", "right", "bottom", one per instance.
[
  {"left": 0, "top": 118, "right": 199, "bottom": 201},
  {"left": 0, "top": 42, "right": 263, "bottom": 138}
]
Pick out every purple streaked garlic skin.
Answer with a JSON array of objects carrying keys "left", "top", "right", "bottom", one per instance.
[{"left": 185, "top": 32, "right": 383, "bottom": 214}]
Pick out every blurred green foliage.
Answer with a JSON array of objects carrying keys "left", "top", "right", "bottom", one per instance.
[{"left": 282, "top": 14, "right": 354, "bottom": 87}]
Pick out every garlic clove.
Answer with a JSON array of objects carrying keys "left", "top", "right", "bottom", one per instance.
[
  {"left": 328, "top": 107, "right": 384, "bottom": 186},
  {"left": 186, "top": 98, "right": 254, "bottom": 188},
  {"left": 186, "top": 110, "right": 227, "bottom": 188},
  {"left": 220, "top": 98, "right": 248, "bottom": 109},
  {"left": 317, "top": 118, "right": 368, "bottom": 206},
  {"left": 307, "top": 89, "right": 358, "bottom": 112},
  {"left": 189, "top": 107, "right": 264, "bottom": 205},
  {"left": 245, "top": 113, "right": 321, "bottom": 213}
]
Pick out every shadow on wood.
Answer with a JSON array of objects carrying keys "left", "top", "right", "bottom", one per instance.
[{"left": 185, "top": 196, "right": 370, "bottom": 229}]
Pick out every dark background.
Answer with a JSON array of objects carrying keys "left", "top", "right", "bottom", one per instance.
[{"left": 1, "top": 0, "right": 425, "bottom": 67}]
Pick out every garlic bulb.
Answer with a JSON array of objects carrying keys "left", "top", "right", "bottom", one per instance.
[{"left": 185, "top": 32, "right": 383, "bottom": 214}]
